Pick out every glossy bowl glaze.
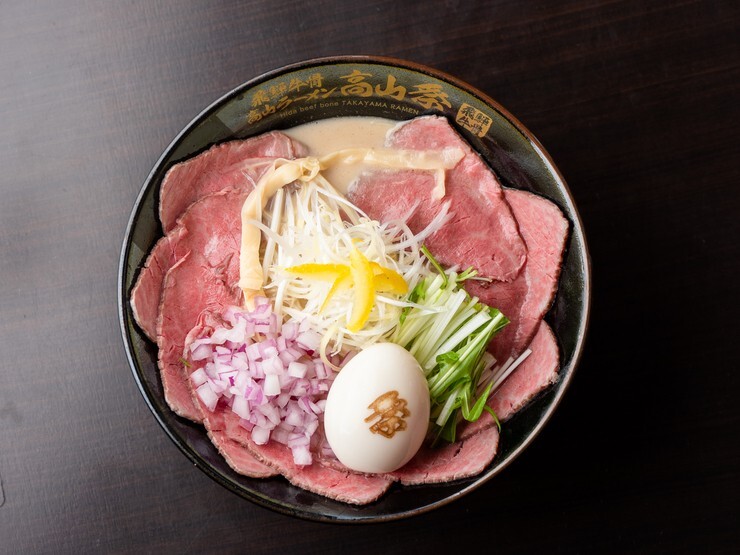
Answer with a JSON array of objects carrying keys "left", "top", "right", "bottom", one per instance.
[{"left": 118, "top": 56, "right": 590, "bottom": 523}]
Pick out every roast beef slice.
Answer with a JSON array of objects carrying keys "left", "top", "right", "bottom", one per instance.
[
  {"left": 349, "top": 115, "right": 527, "bottom": 282},
  {"left": 466, "top": 188, "right": 569, "bottom": 362},
  {"left": 132, "top": 134, "right": 304, "bottom": 340},
  {"left": 390, "top": 426, "right": 500, "bottom": 485},
  {"left": 459, "top": 321, "right": 560, "bottom": 440},
  {"left": 159, "top": 132, "right": 306, "bottom": 233},
  {"left": 156, "top": 189, "right": 247, "bottom": 422},
  {"left": 130, "top": 227, "right": 186, "bottom": 342},
  {"left": 212, "top": 434, "right": 278, "bottom": 478},
  {"left": 200, "top": 395, "right": 393, "bottom": 505}
]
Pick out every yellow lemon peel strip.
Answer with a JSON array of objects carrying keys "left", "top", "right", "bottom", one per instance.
[
  {"left": 369, "top": 262, "right": 409, "bottom": 295},
  {"left": 284, "top": 258, "right": 407, "bottom": 322},
  {"left": 285, "top": 263, "right": 350, "bottom": 282},
  {"left": 347, "top": 248, "right": 375, "bottom": 333}
]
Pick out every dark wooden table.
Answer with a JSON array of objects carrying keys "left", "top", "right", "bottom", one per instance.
[{"left": 1, "top": 1, "right": 738, "bottom": 553}]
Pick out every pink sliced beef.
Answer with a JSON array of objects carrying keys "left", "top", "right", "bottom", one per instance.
[
  {"left": 460, "top": 189, "right": 567, "bottom": 439},
  {"left": 213, "top": 435, "right": 278, "bottom": 478},
  {"left": 459, "top": 321, "right": 560, "bottom": 440},
  {"left": 132, "top": 134, "right": 304, "bottom": 341},
  {"left": 132, "top": 143, "right": 299, "bottom": 341},
  {"left": 159, "top": 132, "right": 306, "bottom": 233},
  {"left": 156, "top": 189, "right": 247, "bottom": 422},
  {"left": 198, "top": 394, "right": 393, "bottom": 505},
  {"left": 390, "top": 426, "right": 500, "bottom": 485},
  {"left": 465, "top": 188, "right": 569, "bottom": 362},
  {"left": 490, "top": 321, "right": 560, "bottom": 420},
  {"left": 350, "top": 116, "right": 527, "bottom": 282},
  {"left": 154, "top": 254, "right": 202, "bottom": 421},
  {"left": 130, "top": 228, "right": 186, "bottom": 342}
]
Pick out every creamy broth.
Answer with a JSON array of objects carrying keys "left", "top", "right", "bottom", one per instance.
[{"left": 283, "top": 116, "right": 397, "bottom": 194}]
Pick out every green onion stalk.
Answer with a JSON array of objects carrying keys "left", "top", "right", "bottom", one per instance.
[{"left": 390, "top": 246, "right": 508, "bottom": 444}]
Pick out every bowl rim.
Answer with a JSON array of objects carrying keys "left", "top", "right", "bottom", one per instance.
[{"left": 118, "top": 54, "right": 591, "bottom": 523}]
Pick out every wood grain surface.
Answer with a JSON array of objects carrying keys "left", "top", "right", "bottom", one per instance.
[{"left": 1, "top": 1, "right": 738, "bottom": 553}]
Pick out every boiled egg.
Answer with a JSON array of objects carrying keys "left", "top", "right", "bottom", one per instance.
[{"left": 324, "top": 343, "right": 430, "bottom": 473}]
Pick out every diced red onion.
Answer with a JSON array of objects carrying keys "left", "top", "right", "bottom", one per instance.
[
  {"left": 314, "top": 361, "right": 329, "bottom": 380},
  {"left": 281, "top": 320, "right": 298, "bottom": 340},
  {"left": 251, "top": 361, "right": 265, "bottom": 379},
  {"left": 271, "top": 426, "right": 291, "bottom": 445},
  {"left": 245, "top": 343, "right": 261, "bottom": 362},
  {"left": 262, "top": 356, "right": 283, "bottom": 376},
  {"left": 247, "top": 386, "right": 265, "bottom": 405},
  {"left": 287, "top": 362, "right": 308, "bottom": 379},
  {"left": 209, "top": 379, "right": 227, "bottom": 395},
  {"left": 292, "top": 446, "right": 312, "bottom": 466},
  {"left": 257, "top": 402, "right": 280, "bottom": 426},
  {"left": 287, "top": 432, "right": 310, "bottom": 448},
  {"left": 251, "top": 426, "right": 270, "bottom": 445},
  {"left": 304, "top": 417, "right": 319, "bottom": 436},
  {"left": 185, "top": 303, "right": 337, "bottom": 466},
  {"left": 298, "top": 396, "right": 313, "bottom": 414},
  {"left": 278, "top": 373, "right": 294, "bottom": 389},
  {"left": 296, "top": 331, "right": 321, "bottom": 352},
  {"left": 251, "top": 412, "right": 268, "bottom": 428},
  {"left": 278, "top": 350, "right": 296, "bottom": 365},
  {"left": 231, "top": 354, "right": 248, "bottom": 372},
  {"left": 276, "top": 392, "right": 291, "bottom": 408},
  {"left": 263, "top": 374, "right": 281, "bottom": 396},
  {"left": 190, "top": 368, "right": 208, "bottom": 388},
  {"left": 190, "top": 343, "right": 212, "bottom": 361},
  {"left": 291, "top": 379, "right": 309, "bottom": 397},
  {"left": 196, "top": 383, "right": 218, "bottom": 412},
  {"left": 286, "top": 346, "right": 303, "bottom": 360},
  {"left": 232, "top": 395, "right": 251, "bottom": 419},
  {"left": 223, "top": 306, "right": 239, "bottom": 325},
  {"left": 234, "top": 371, "right": 250, "bottom": 391},
  {"left": 285, "top": 405, "right": 305, "bottom": 427}
]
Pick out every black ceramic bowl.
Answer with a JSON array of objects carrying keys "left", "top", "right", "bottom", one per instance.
[{"left": 118, "top": 56, "right": 590, "bottom": 523}]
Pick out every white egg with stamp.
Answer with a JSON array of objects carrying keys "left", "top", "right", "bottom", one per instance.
[{"left": 324, "top": 342, "right": 430, "bottom": 474}]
